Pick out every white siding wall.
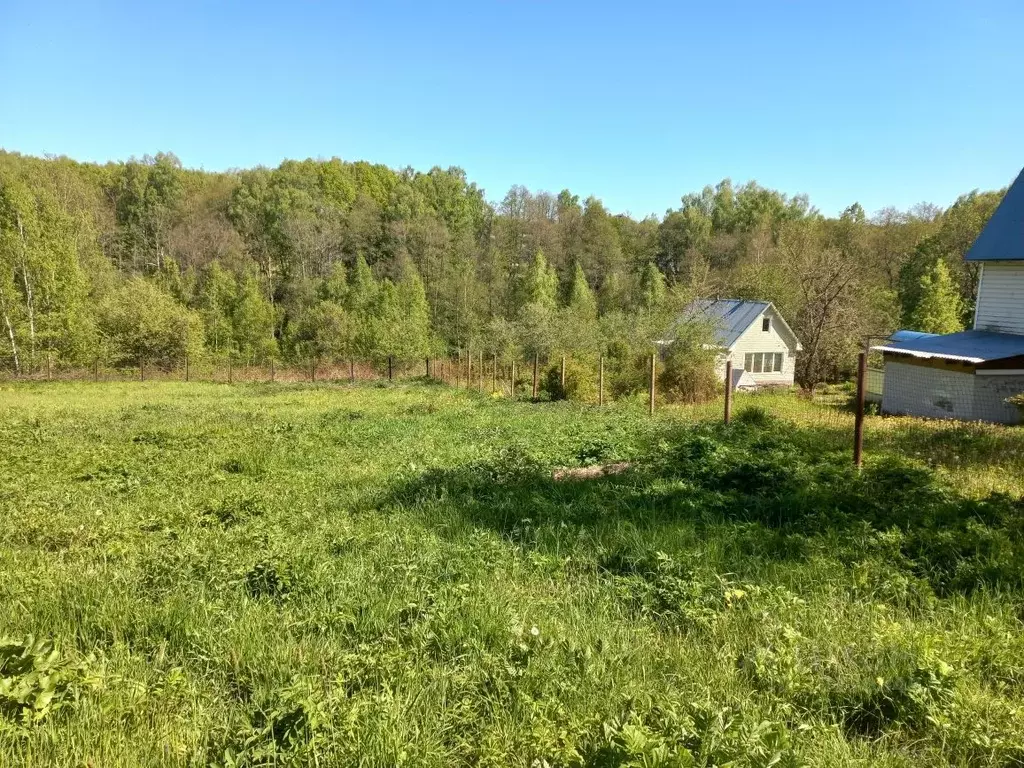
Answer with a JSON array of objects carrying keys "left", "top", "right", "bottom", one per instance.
[
  {"left": 722, "top": 310, "right": 797, "bottom": 386},
  {"left": 975, "top": 262, "right": 1024, "bottom": 334}
]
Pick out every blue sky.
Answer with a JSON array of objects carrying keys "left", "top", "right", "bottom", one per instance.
[{"left": 2, "top": 1, "right": 1022, "bottom": 218}]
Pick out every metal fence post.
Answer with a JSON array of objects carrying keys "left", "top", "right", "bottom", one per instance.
[
  {"left": 532, "top": 353, "right": 539, "bottom": 400},
  {"left": 185, "top": 353, "right": 190, "bottom": 382},
  {"left": 649, "top": 353, "right": 656, "bottom": 416},
  {"left": 724, "top": 359, "right": 733, "bottom": 425},
  {"left": 388, "top": 355, "right": 393, "bottom": 381},
  {"left": 854, "top": 351, "right": 867, "bottom": 469},
  {"left": 599, "top": 355, "right": 605, "bottom": 406}
]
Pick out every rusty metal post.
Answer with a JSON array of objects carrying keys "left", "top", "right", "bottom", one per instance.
[
  {"left": 724, "top": 359, "right": 733, "bottom": 425},
  {"left": 532, "top": 352, "right": 539, "bottom": 400},
  {"left": 649, "top": 353, "right": 656, "bottom": 416},
  {"left": 854, "top": 351, "right": 867, "bottom": 469}
]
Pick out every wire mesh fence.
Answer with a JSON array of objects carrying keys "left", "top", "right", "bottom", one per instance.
[{"left": 3, "top": 347, "right": 1019, "bottom": 473}]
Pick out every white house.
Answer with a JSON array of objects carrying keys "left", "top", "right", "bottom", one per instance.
[
  {"left": 873, "top": 167, "right": 1024, "bottom": 425},
  {"left": 677, "top": 299, "right": 803, "bottom": 388}
]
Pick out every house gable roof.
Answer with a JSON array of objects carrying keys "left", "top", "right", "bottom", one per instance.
[
  {"left": 679, "top": 299, "right": 802, "bottom": 351},
  {"left": 965, "top": 167, "right": 1024, "bottom": 262}
]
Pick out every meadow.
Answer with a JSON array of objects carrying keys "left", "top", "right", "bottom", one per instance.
[{"left": 1, "top": 380, "right": 1024, "bottom": 767}]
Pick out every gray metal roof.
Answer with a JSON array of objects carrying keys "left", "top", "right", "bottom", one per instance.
[
  {"left": 965, "top": 167, "right": 1024, "bottom": 262},
  {"left": 872, "top": 329, "right": 1024, "bottom": 363},
  {"left": 683, "top": 299, "right": 770, "bottom": 348}
]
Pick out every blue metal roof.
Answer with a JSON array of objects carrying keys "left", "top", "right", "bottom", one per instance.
[
  {"left": 872, "top": 329, "right": 1024, "bottom": 363},
  {"left": 889, "top": 330, "right": 939, "bottom": 343},
  {"left": 965, "top": 167, "right": 1024, "bottom": 262},
  {"left": 682, "top": 299, "right": 770, "bottom": 348}
]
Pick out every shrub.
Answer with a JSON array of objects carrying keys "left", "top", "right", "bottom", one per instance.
[
  {"left": 658, "top": 339, "right": 719, "bottom": 404},
  {"left": 541, "top": 357, "right": 598, "bottom": 402}
]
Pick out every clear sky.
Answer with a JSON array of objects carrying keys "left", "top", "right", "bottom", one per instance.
[{"left": 2, "top": 1, "right": 1022, "bottom": 218}]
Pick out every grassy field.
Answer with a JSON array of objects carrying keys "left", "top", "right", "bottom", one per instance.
[{"left": 1, "top": 380, "right": 1024, "bottom": 766}]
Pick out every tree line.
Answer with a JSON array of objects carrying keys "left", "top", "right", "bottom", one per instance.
[{"left": 0, "top": 149, "right": 1004, "bottom": 389}]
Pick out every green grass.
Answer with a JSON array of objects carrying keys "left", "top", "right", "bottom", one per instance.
[{"left": 1, "top": 380, "right": 1023, "bottom": 766}]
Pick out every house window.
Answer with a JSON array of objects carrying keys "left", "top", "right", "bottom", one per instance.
[
  {"left": 774, "top": 352, "right": 783, "bottom": 372},
  {"left": 744, "top": 353, "right": 753, "bottom": 371},
  {"left": 753, "top": 353, "right": 764, "bottom": 373},
  {"left": 762, "top": 317, "right": 771, "bottom": 332}
]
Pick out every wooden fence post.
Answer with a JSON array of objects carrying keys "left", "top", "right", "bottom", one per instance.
[
  {"left": 479, "top": 350, "right": 484, "bottom": 390},
  {"left": 311, "top": 359, "right": 316, "bottom": 383},
  {"left": 140, "top": 358, "right": 145, "bottom": 382},
  {"left": 854, "top": 351, "right": 867, "bottom": 469},
  {"left": 228, "top": 357, "right": 233, "bottom": 384},
  {"left": 492, "top": 354, "right": 497, "bottom": 393},
  {"left": 560, "top": 355, "right": 566, "bottom": 391},
  {"left": 93, "top": 357, "right": 99, "bottom": 382},
  {"left": 599, "top": 355, "right": 604, "bottom": 406},
  {"left": 269, "top": 359, "right": 275, "bottom": 382},
  {"left": 349, "top": 359, "right": 355, "bottom": 383},
  {"left": 649, "top": 353, "right": 656, "bottom": 416},
  {"left": 45, "top": 352, "right": 51, "bottom": 381},
  {"left": 724, "top": 359, "right": 733, "bottom": 425},
  {"left": 532, "top": 352, "right": 539, "bottom": 400},
  {"left": 511, "top": 360, "right": 517, "bottom": 399}
]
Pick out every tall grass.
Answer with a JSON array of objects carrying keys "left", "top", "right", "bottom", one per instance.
[{"left": 0, "top": 381, "right": 1022, "bottom": 766}]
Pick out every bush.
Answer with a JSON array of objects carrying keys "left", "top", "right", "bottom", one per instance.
[
  {"left": 659, "top": 340, "right": 719, "bottom": 404},
  {"left": 541, "top": 357, "right": 598, "bottom": 403}
]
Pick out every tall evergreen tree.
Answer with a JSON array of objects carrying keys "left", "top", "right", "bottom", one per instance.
[{"left": 910, "top": 259, "right": 964, "bottom": 334}]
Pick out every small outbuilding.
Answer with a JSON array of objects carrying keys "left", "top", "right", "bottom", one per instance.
[
  {"left": 675, "top": 299, "right": 803, "bottom": 388},
  {"left": 873, "top": 166, "right": 1024, "bottom": 424}
]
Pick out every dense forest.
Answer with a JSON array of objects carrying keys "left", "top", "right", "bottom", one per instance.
[{"left": 0, "top": 150, "right": 1005, "bottom": 388}]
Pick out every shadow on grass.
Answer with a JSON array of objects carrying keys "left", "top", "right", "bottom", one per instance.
[{"left": 386, "top": 415, "right": 1024, "bottom": 597}]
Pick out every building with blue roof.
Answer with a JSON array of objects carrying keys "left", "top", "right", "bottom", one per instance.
[
  {"left": 872, "top": 167, "right": 1024, "bottom": 424},
  {"left": 676, "top": 299, "right": 802, "bottom": 388}
]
